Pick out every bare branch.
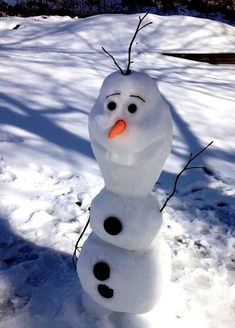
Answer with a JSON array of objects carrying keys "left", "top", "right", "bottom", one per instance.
[
  {"left": 102, "top": 47, "right": 125, "bottom": 75},
  {"left": 101, "top": 11, "right": 152, "bottom": 75},
  {"left": 160, "top": 141, "right": 213, "bottom": 212},
  {"left": 138, "top": 22, "right": 153, "bottom": 32},
  {"left": 140, "top": 11, "right": 149, "bottom": 21},
  {"left": 190, "top": 141, "right": 213, "bottom": 161},
  {"left": 126, "top": 13, "right": 153, "bottom": 75},
  {"left": 72, "top": 217, "right": 90, "bottom": 270}
]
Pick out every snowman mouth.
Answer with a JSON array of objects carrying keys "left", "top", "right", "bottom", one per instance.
[
  {"left": 108, "top": 119, "right": 126, "bottom": 139},
  {"left": 98, "top": 284, "right": 114, "bottom": 298}
]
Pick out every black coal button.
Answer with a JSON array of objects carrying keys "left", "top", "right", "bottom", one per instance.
[{"left": 104, "top": 217, "right": 122, "bottom": 236}]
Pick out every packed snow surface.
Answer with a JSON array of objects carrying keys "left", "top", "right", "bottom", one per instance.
[{"left": 0, "top": 13, "right": 235, "bottom": 328}]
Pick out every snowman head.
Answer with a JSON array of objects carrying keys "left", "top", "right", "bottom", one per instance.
[
  {"left": 89, "top": 13, "right": 172, "bottom": 168},
  {"left": 89, "top": 70, "right": 171, "bottom": 159}
]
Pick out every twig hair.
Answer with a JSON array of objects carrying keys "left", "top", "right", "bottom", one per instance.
[
  {"left": 102, "top": 12, "right": 152, "bottom": 75},
  {"left": 101, "top": 47, "right": 125, "bottom": 75}
]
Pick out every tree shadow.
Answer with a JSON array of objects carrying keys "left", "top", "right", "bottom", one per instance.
[
  {"left": 0, "top": 216, "right": 158, "bottom": 328},
  {"left": 0, "top": 216, "right": 85, "bottom": 327},
  {"left": 155, "top": 85, "right": 235, "bottom": 231},
  {"left": 0, "top": 92, "right": 93, "bottom": 159}
]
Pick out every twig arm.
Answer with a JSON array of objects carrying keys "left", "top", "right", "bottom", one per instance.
[
  {"left": 190, "top": 141, "right": 213, "bottom": 161},
  {"left": 72, "top": 217, "right": 90, "bottom": 270},
  {"left": 160, "top": 141, "right": 213, "bottom": 212}
]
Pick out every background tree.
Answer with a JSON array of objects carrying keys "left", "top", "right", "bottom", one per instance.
[{"left": 2, "top": 0, "right": 235, "bottom": 21}]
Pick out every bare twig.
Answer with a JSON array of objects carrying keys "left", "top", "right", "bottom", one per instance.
[
  {"left": 126, "top": 12, "right": 152, "bottom": 74},
  {"left": 160, "top": 141, "right": 213, "bottom": 212},
  {"left": 101, "top": 12, "right": 152, "bottom": 75},
  {"left": 102, "top": 47, "right": 125, "bottom": 75},
  {"left": 72, "top": 217, "right": 90, "bottom": 270}
]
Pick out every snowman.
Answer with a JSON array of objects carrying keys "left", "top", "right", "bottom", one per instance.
[{"left": 77, "top": 14, "right": 173, "bottom": 318}]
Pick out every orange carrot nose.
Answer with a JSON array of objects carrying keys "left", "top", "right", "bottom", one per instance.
[{"left": 108, "top": 119, "right": 126, "bottom": 139}]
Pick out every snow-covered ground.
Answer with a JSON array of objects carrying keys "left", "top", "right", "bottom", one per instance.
[{"left": 0, "top": 13, "right": 235, "bottom": 328}]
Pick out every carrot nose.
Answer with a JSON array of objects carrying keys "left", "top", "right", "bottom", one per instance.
[{"left": 108, "top": 119, "right": 126, "bottom": 139}]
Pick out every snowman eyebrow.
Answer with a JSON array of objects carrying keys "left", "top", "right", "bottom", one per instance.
[
  {"left": 130, "top": 95, "right": 146, "bottom": 102},
  {"left": 106, "top": 92, "right": 121, "bottom": 98}
]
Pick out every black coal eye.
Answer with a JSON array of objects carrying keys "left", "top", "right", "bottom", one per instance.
[
  {"left": 128, "top": 104, "right": 137, "bottom": 113},
  {"left": 107, "top": 101, "right": 117, "bottom": 111}
]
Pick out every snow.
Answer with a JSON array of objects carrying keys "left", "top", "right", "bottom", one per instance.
[{"left": 0, "top": 13, "right": 234, "bottom": 327}]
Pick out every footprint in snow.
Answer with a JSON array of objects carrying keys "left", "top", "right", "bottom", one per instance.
[
  {"left": 2, "top": 241, "right": 39, "bottom": 269},
  {"left": 0, "top": 132, "right": 24, "bottom": 143}
]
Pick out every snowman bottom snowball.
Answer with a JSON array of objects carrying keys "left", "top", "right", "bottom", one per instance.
[{"left": 77, "top": 233, "right": 171, "bottom": 314}]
